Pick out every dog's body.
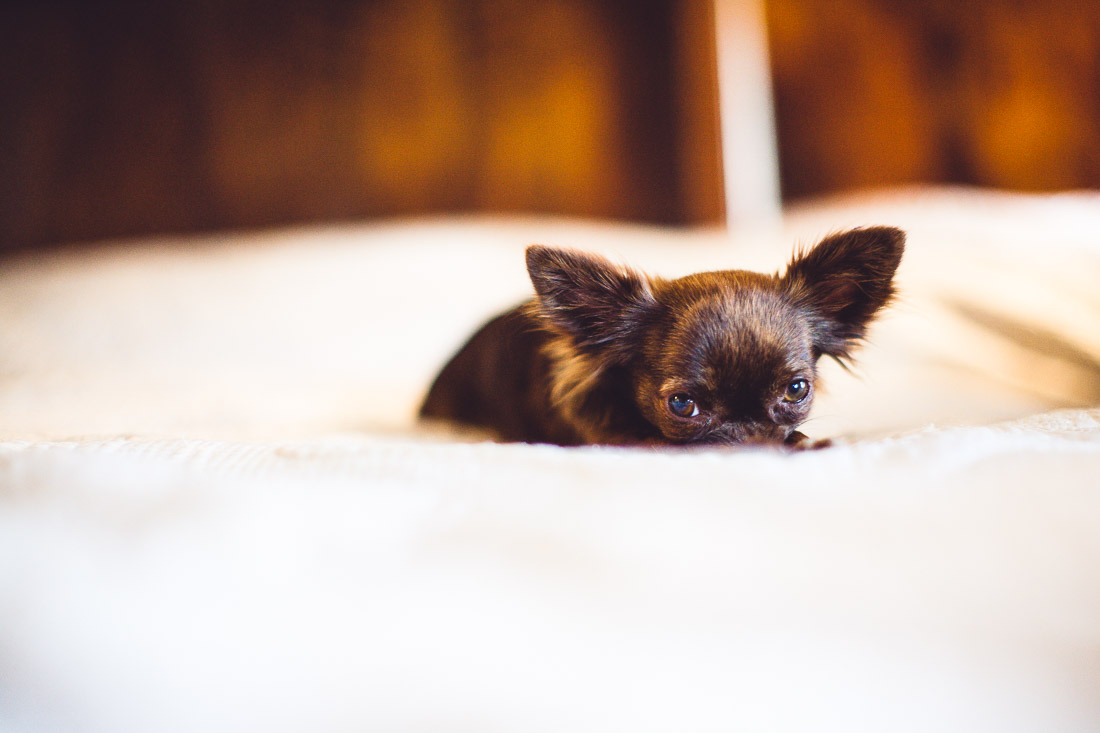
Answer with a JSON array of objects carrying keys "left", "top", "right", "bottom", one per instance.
[{"left": 420, "top": 227, "right": 905, "bottom": 447}]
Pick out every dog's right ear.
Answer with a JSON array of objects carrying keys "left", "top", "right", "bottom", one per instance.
[{"left": 526, "top": 245, "right": 657, "bottom": 361}]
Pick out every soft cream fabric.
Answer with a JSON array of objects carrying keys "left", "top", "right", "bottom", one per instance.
[{"left": 2, "top": 188, "right": 1099, "bottom": 731}]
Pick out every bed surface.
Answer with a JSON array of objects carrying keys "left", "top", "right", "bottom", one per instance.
[{"left": 2, "top": 187, "right": 1099, "bottom": 731}]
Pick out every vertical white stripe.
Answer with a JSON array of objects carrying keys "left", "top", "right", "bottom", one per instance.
[{"left": 713, "top": 0, "right": 783, "bottom": 226}]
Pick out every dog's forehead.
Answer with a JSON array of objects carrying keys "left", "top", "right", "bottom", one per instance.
[{"left": 664, "top": 283, "right": 811, "bottom": 376}]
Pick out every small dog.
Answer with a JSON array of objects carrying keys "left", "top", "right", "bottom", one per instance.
[{"left": 420, "top": 227, "right": 904, "bottom": 447}]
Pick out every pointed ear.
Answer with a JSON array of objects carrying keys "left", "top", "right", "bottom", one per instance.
[
  {"left": 525, "top": 245, "right": 657, "bottom": 360},
  {"left": 781, "top": 226, "right": 905, "bottom": 359}
]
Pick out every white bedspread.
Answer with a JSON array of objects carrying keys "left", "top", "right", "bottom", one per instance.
[{"left": 2, "top": 188, "right": 1099, "bottom": 731}]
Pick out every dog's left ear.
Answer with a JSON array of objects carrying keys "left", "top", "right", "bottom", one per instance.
[{"left": 781, "top": 226, "right": 905, "bottom": 359}]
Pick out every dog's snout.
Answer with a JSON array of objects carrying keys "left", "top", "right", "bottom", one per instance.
[{"left": 697, "top": 422, "right": 792, "bottom": 446}]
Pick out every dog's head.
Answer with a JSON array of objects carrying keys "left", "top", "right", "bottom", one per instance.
[{"left": 526, "top": 227, "right": 905, "bottom": 445}]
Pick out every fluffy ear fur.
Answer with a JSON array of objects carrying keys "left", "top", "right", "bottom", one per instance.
[
  {"left": 782, "top": 226, "right": 905, "bottom": 359},
  {"left": 526, "top": 245, "right": 657, "bottom": 362}
]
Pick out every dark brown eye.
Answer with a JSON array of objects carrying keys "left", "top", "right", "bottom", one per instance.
[
  {"left": 783, "top": 378, "right": 810, "bottom": 403},
  {"left": 667, "top": 393, "right": 699, "bottom": 418}
]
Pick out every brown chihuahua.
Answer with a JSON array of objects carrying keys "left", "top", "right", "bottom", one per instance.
[{"left": 420, "top": 227, "right": 904, "bottom": 447}]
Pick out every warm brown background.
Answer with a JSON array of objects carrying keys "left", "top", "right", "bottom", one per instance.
[
  {"left": 766, "top": 0, "right": 1100, "bottom": 200},
  {"left": 1, "top": 0, "right": 721, "bottom": 250},
  {"left": 3, "top": 0, "right": 1100, "bottom": 249}
]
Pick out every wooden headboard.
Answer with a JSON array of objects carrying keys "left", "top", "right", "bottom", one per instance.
[{"left": 0, "top": 0, "right": 724, "bottom": 250}]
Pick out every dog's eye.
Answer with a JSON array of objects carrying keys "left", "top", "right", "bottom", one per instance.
[
  {"left": 667, "top": 393, "right": 699, "bottom": 418},
  {"left": 783, "top": 378, "right": 810, "bottom": 403}
]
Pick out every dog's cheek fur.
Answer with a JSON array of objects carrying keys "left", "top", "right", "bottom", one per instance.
[
  {"left": 782, "top": 226, "right": 905, "bottom": 359},
  {"left": 533, "top": 314, "right": 666, "bottom": 446}
]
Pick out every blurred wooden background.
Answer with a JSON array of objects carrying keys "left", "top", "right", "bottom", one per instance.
[
  {"left": 3, "top": 0, "right": 1100, "bottom": 249},
  {"left": 1, "top": 0, "right": 722, "bottom": 250},
  {"left": 766, "top": 0, "right": 1100, "bottom": 200}
]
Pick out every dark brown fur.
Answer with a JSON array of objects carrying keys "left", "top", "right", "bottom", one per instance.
[{"left": 420, "top": 227, "right": 905, "bottom": 447}]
